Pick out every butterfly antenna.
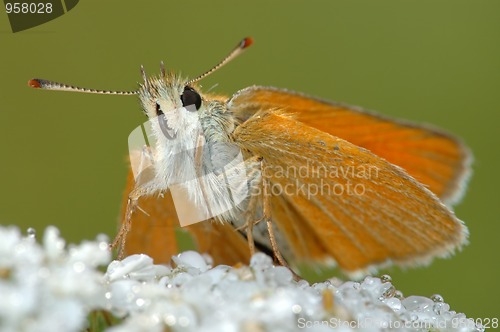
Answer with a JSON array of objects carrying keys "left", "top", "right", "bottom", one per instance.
[
  {"left": 29, "top": 37, "right": 253, "bottom": 93},
  {"left": 160, "top": 61, "right": 166, "bottom": 78},
  {"left": 28, "top": 78, "right": 138, "bottom": 95},
  {"left": 140, "top": 65, "right": 150, "bottom": 91},
  {"left": 187, "top": 37, "right": 253, "bottom": 86}
]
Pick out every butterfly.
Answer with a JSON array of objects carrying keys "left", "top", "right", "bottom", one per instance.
[{"left": 29, "top": 37, "right": 471, "bottom": 276}]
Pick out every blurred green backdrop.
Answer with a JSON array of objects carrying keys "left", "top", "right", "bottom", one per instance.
[{"left": 1, "top": 0, "right": 498, "bottom": 321}]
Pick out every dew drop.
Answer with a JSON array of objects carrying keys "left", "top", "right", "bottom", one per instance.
[
  {"left": 401, "top": 312, "right": 412, "bottom": 322},
  {"left": 363, "top": 276, "right": 376, "bottom": 285},
  {"left": 297, "top": 279, "right": 309, "bottom": 289},
  {"left": 436, "top": 301, "right": 450, "bottom": 314},
  {"left": 27, "top": 227, "right": 36, "bottom": 238},
  {"left": 431, "top": 294, "right": 444, "bottom": 303},
  {"left": 380, "top": 285, "right": 396, "bottom": 299},
  {"left": 394, "top": 290, "right": 404, "bottom": 300},
  {"left": 292, "top": 304, "right": 302, "bottom": 314},
  {"left": 380, "top": 274, "right": 392, "bottom": 283},
  {"left": 99, "top": 241, "right": 109, "bottom": 251},
  {"left": 136, "top": 298, "right": 145, "bottom": 307}
]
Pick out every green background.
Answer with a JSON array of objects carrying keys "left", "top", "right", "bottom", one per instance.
[{"left": 1, "top": 0, "right": 498, "bottom": 321}]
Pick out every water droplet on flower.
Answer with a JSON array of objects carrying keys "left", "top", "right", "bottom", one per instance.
[
  {"left": 328, "top": 277, "right": 343, "bottom": 287},
  {"left": 292, "top": 304, "right": 302, "bottom": 314},
  {"left": 98, "top": 241, "right": 109, "bottom": 251},
  {"left": 297, "top": 279, "right": 309, "bottom": 289},
  {"left": 394, "top": 290, "right": 404, "bottom": 300},
  {"left": 135, "top": 298, "right": 145, "bottom": 307},
  {"left": 363, "top": 276, "right": 376, "bottom": 285},
  {"left": 431, "top": 294, "right": 444, "bottom": 303},
  {"left": 380, "top": 285, "right": 396, "bottom": 299},
  {"left": 384, "top": 298, "right": 402, "bottom": 311},
  {"left": 26, "top": 227, "right": 36, "bottom": 238},
  {"left": 402, "top": 296, "right": 433, "bottom": 311},
  {"left": 401, "top": 312, "right": 412, "bottom": 321},
  {"left": 380, "top": 274, "right": 392, "bottom": 283},
  {"left": 435, "top": 301, "right": 450, "bottom": 315},
  {"left": 105, "top": 292, "right": 112, "bottom": 299}
]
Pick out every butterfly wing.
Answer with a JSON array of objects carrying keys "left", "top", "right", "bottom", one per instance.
[
  {"left": 228, "top": 86, "right": 471, "bottom": 206},
  {"left": 233, "top": 110, "right": 468, "bottom": 273},
  {"left": 120, "top": 168, "right": 250, "bottom": 265}
]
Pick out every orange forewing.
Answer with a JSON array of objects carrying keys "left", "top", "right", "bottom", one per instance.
[
  {"left": 120, "top": 169, "right": 250, "bottom": 265},
  {"left": 121, "top": 87, "right": 470, "bottom": 272},
  {"left": 233, "top": 110, "right": 467, "bottom": 272},
  {"left": 269, "top": 193, "right": 332, "bottom": 261},
  {"left": 229, "top": 87, "right": 471, "bottom": 206}
]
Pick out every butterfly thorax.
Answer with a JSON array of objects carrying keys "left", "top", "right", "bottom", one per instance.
[{"left": 136, "top": 74, "right": 247, "bottom": 225}]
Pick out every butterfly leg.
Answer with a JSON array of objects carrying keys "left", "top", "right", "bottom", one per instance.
[
  {"left": 110, "top": 187, "right": 148, "bottom": 258},
  {"left": 111, "top": 145, "right": 157, "bottom": 259},
  {"left": 244, "top": 196, "right": 258, "bottom": 256},
  {"left": 237, "top": 156, "right": 263, "bottom": 256},
  {"left": 260, "top": 165, "right": 286, "bottom": 267},
  {"left": 257, "top": 159, "right": 301, "bottom": 280},
  {"left": 238, "top": 157, "right": 297, "bottom": 275}
]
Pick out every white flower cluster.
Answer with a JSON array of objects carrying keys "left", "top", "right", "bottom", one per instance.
[
  {"left": 0, "top": 226, "right": 484, "bottom": 332},
  {"left": 0, "top": 226, "right": 110, "bottom": 332}
]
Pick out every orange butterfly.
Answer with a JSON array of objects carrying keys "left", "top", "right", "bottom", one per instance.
[{"left": 29, "top": 37, "right": 471, "bottom": 275}]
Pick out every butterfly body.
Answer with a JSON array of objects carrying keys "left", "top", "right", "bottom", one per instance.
[{"left": 28, "top": 38, "right": 471, "bottom": 276}]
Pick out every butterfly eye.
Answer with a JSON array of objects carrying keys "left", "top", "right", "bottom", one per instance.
[
  {"left": 180, "top": 86, "right": 202, "bottom": 110},
  {"left": 155, "top": 102, "right": 164, "bottom": 116}
]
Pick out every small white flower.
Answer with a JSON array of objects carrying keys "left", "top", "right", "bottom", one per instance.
[
  {"left": 0, "top": 226, "right": 110, "bottom": 332},
  {"left": 0, "top": 225, "right": 484, "bottom": 332},
  {"left": 105, "top": 254, "right": 170, "bottom": 282}
]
